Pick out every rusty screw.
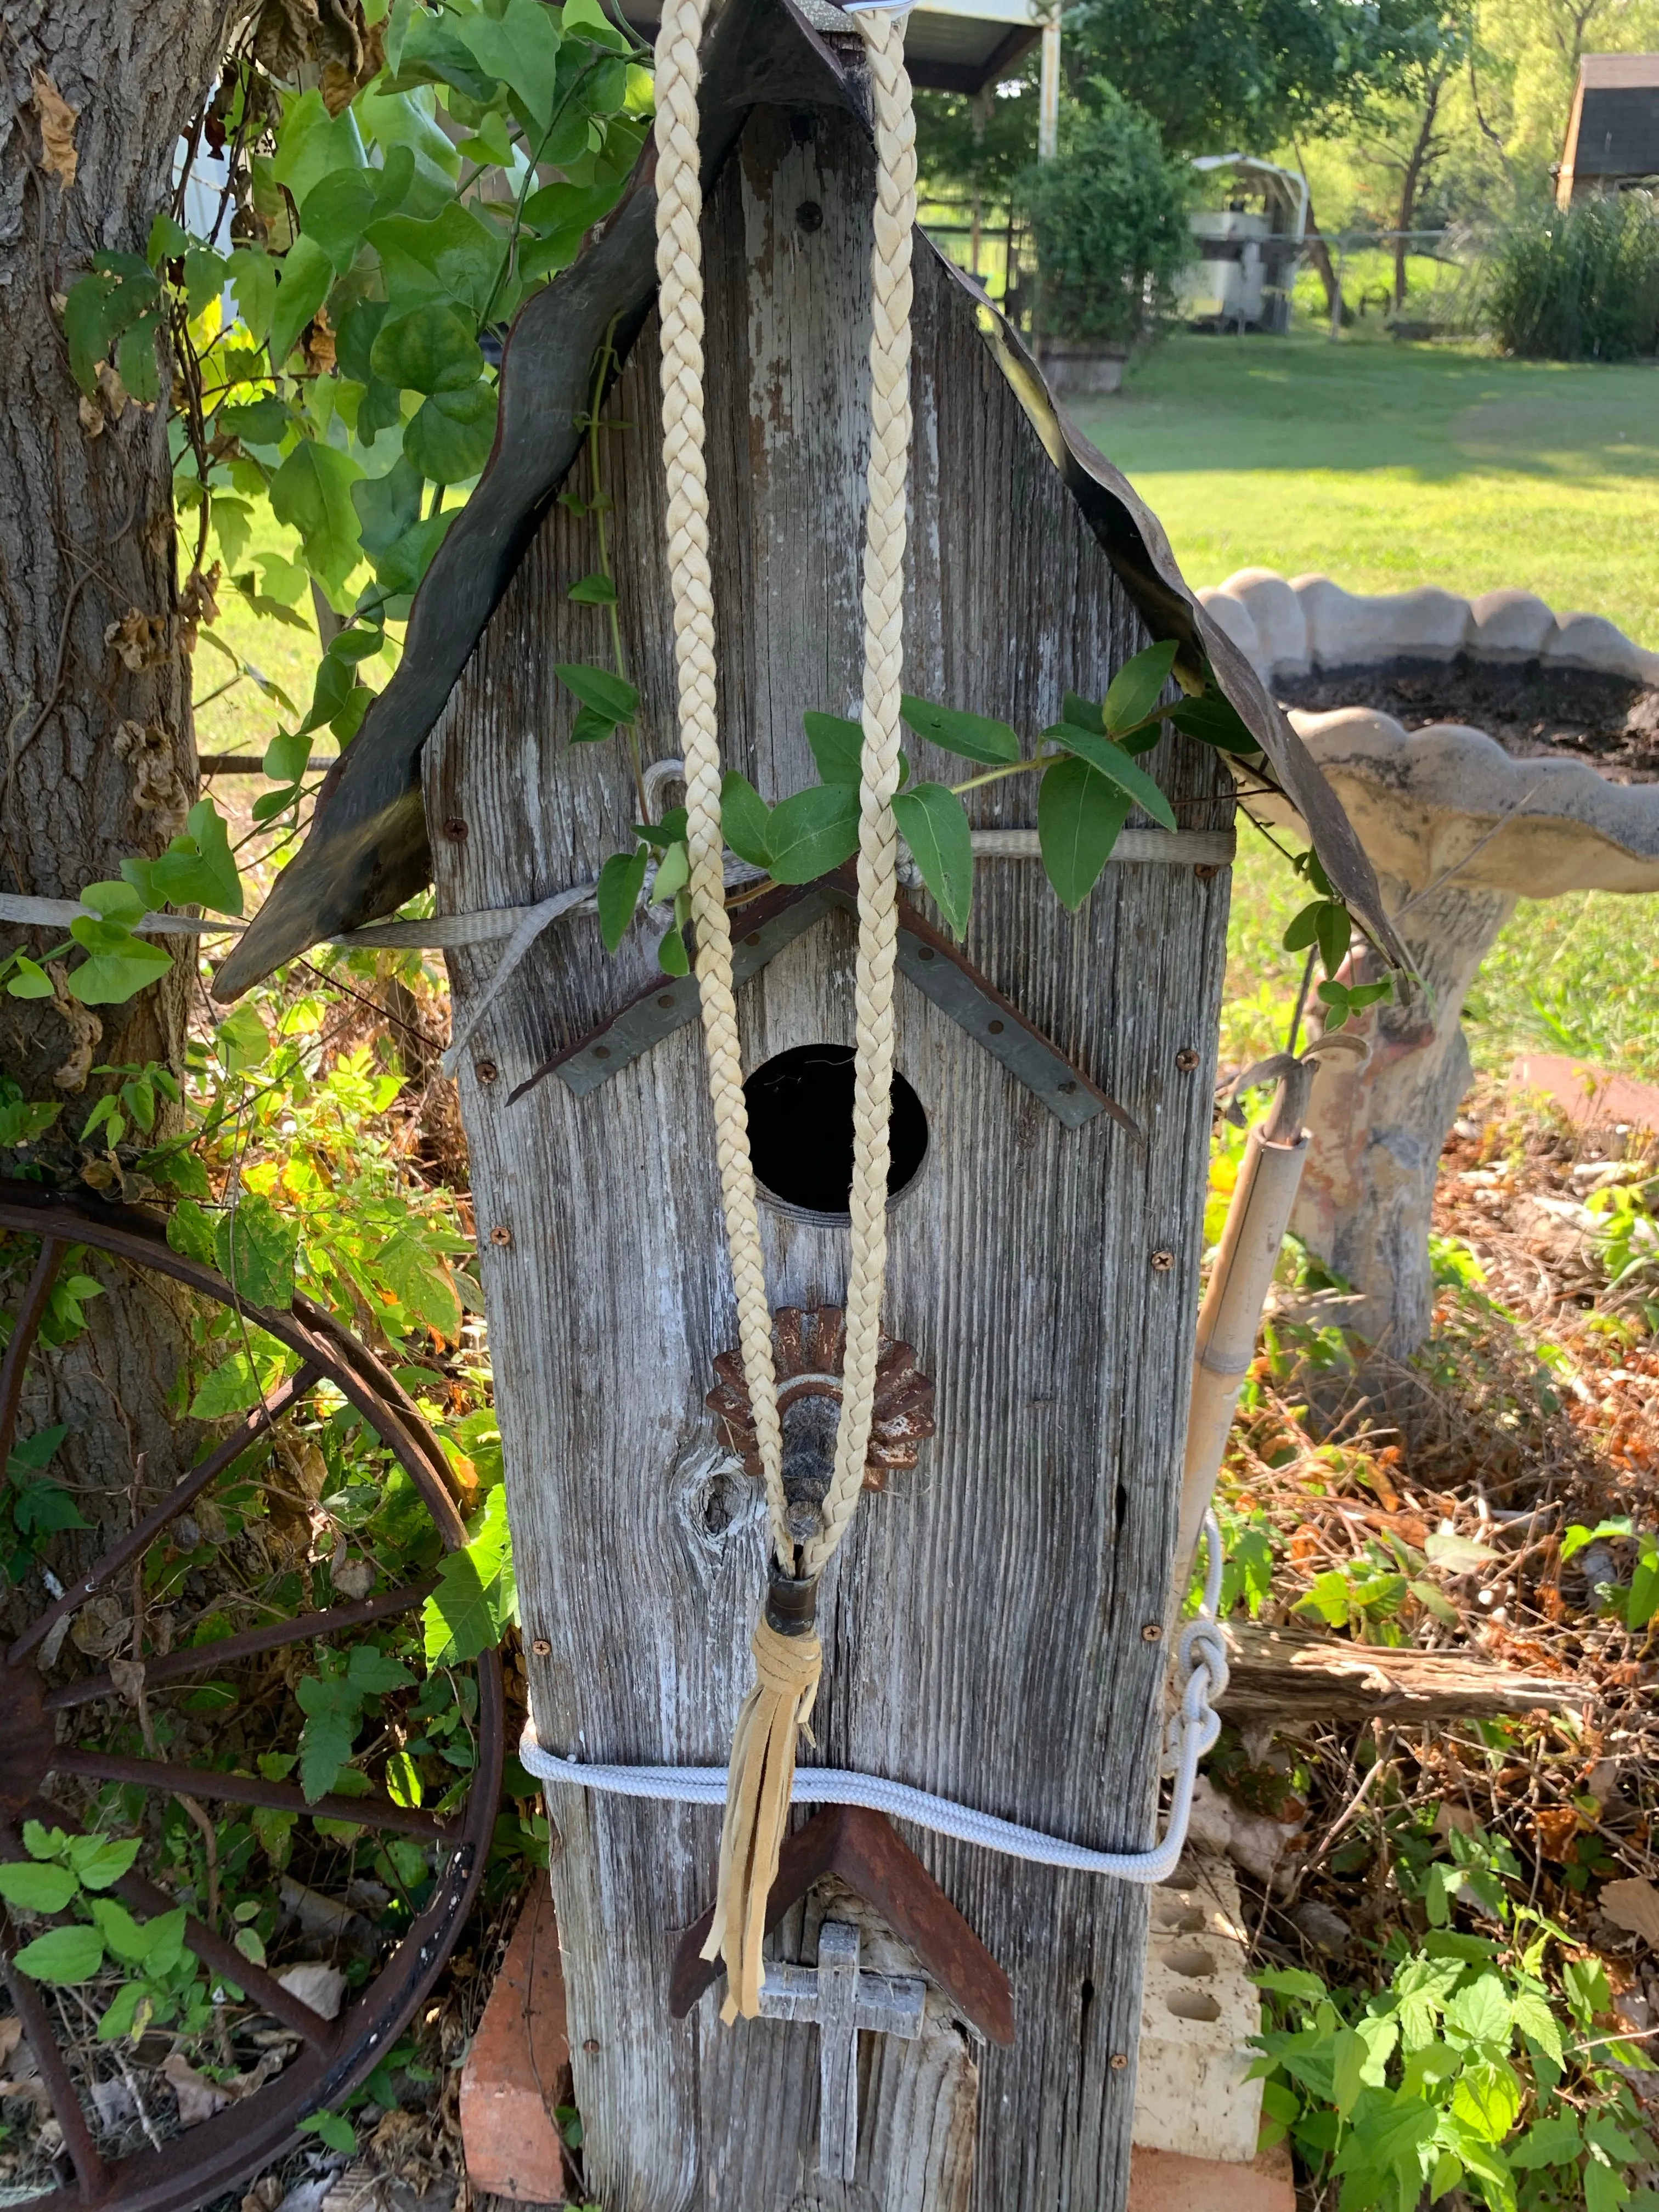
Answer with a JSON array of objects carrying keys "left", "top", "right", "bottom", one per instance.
[
  {"left": 444, "top": 816, "right": 469, "bottom": 840},
  {"left": 1150, "top": 1249, "right": 1174, "bottom": 1272},
  {"left": 531, "top": 1638, "right": 552, "bottom": 1657},
  {"left": 489, "top": 1224, "right": 512, "bottom": 1248},
  {"left": 583, "top": 2038, "right": 600, "bottom": 2054},
  {"left": 476, "top": 1059, "right": 499, "bottom": 1084},
  {"left": 1141, "top": 1621, "right": 1163, "bottom": 1643},
  {"left": 1175, "top": 1047, "right": 1199, "bottom": 1073},
  {"left": 1194, "top": 861, "right": 1220, "bottom": 881},
  {"left": 1110, "top": 2052, "right": 1128, "bottom": 2070}
]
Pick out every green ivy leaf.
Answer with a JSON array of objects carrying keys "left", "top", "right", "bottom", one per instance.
[
  {"left": 899, "top": 695, "right": 1019, "bottom": 766},
  {"left": 116, "top": 315, "right": 161, "bottom": 406},
  {"left": 88, "top": 1897, "right": 154, "bottom": 1967},
  {"left": 13, "top": 1924, "right": 105, "bottom": 1984},
  {"left": 454, "top": 0, "right": 565, "bottom": 129},
  {"left": 1101, "top": 640, "right": 1178, "bottom": 735},
  {"left": 386, "top": 9, "right": 501, "bottom": 103},
  {"left": 1510, "top": 2114, "right": 1583, "bottom": 2170},
  {"left": 366, "top": 203, "right": 505, "bottom": 319},
  {"left": 424, "top": 1486, "right": 517, "bottom": 1666},
  {"left": 300, "top": 167, "right": 379, "bottom": 272},
  {"left": 353, "top": 456, "right": 425, "bottom": 555},
  {"left": 386, "top": 1751, "right": 424, "bottom": 1809},
  {"left": 1449, "top": 2057, "right": 1523, "bottom": 2145},
  {"left": 597, "top": 844, "right": 649, "bottom": 953},
  {"left": 1037, "top": 754, "right": 1131, "bottom": 911},
  {"left": 720, "top": 772, "right": 772, "bottom": 867},
  {"left": 1168, "top": 689, "right": 1261, "bottom": 756},
  {"left": 892, "top": 783, "right": 973, "bottom": 939},
  {"left": 269, "top": 439, "right": 365, "bottom": 596},
  {"left": 371, "top": 303, "right": 482, "bottom": 394},
  {"left": 215, "top": 1193, "right": 299, "bottom": 1311},
  {"left": 403, "top": 381, "right": 498, "bottom": 481},
  {"left": 216, "top": 1003, "right": 272, "bottom": 1073},
  {"left": 167, "top": 1198, "right": 220, "bottom": 1268},
  {"left": 1040, "top": 720, "right": 1177, "bottom": 830},
  {"left": 296, "top": 1701, "right": 357, "bottom": 1803},
  {"left": 567, "top": 572, "right": 617, "bottom": 605},
  {"left": 63, "top": 924, "right": 172, "bottom": 1006},
  {"left": 375, "top": 511, "right": 457, "bottom": 596},
  {"left": 227, "top": 246, "right": 276, "bottom": 345},
  {"left": 299, "top": 2111, "right": 357, "bottom": 2155},
  {"left": 0, "top": 1861, "right": 77, "bottom": 1913},
  {"left": 268, "top": 233, "right": 336, "bottom": 369},
  {"left": 803, "top": 711, "right": 866, "bottom": 786},
  {"left": 188, "top": 1339, "right": 288, "bottom": 1419},
  {"left": 271, "top": 89, "right": 367, "bottom": 210},
  {"left": 335, "top": 297, "right": 391, "bottom": 385},
  {"left": 555, "top": 662, "right": 638, "bottom": 726},
  {"left": 764, "top": 782, "right": 860, "bottom": 884},
  {"left": 658, "top": 925, "right": 690, "bottom": 976}
]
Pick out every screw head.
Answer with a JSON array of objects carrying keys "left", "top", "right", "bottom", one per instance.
[
  {"left": 476, "top": 1058, "right": 499, "bottom": 1084},
  {"left": 531, "top": 1638, "right": 552, "bottom": 1657},
  {"left": 1141, "top": 1621, "right": 1163, "bottom": 1643},
  {"left": 1194, "top": 861, "right": 1220, "bottom": 881},
  {"left": 1175, "top": 1047, "right": 1199, "bottom": 1073},
  {"left": 657, "top": 993, "right": 675, "bottom": 1009},
  {"left": 489, "top": 1224, "right": 512, "bottom": 1247},
  {"left": 444, "top": 816, "right": 469, "bottom": 840},
  {"left": 593, "top": 1045, "right": 611, "bottom": 1061},
  {"left": 1150, "top": 1248, "right": 1175, "bottom": 1272},
  {"left": 987, "top": 1019, "right": 1005, "bottom": 1035},
  {"left": 796, "top": 199, "right": 823, "bottom": 232},
  {"left": 1110, "top": 2051, "right": 1128, "bottom": 2070},
  {"left": 583, "top": 2038, "right": 600, "bottom": 2054}
]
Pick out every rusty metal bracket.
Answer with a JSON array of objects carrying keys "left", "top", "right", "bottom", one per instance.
[{"left": 512, "top": 868, "right": 1138, "bottom": 1134}]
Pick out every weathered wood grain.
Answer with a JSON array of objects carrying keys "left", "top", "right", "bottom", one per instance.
[
  {"left": 428, "top": 102, "right": 1233, "bottom": 2212},
  {"left": 1221, "top": 1622, "right": 1592, "bottom": 1725}
]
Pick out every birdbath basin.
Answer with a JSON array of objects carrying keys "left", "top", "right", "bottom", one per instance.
[{"left": 1201, "top": 568, "right": 1659, "bottom": 1356}]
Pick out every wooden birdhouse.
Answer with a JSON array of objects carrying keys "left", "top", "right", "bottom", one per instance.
[{"left": 221, "top": 1, "right": 1390, "bottom": 2202}]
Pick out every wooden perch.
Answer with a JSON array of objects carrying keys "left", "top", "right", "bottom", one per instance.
[{"left": 1219, "top": 1621, "right": 1592, "bottom": 1724}]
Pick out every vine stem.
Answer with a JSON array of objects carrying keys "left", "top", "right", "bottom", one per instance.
[{"left": 583, "top": 314, "right": 650, "bottom": 823}]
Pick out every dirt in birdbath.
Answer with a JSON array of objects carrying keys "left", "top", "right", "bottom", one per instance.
[{"left": 1276, "top": 658, "right": 1659, "bottom": 783}]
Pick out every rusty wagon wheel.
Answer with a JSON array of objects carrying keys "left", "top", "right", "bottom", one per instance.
[{"left": 0, "top": 1184, "right": 504, "bottom": 2212}]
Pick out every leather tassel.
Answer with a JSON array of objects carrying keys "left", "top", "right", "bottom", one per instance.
[{"left": 701, "top": 1576, "right": 821, "bottom": 2022}]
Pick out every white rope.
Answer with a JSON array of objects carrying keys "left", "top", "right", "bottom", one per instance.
[{"left": 520, "top": 1514, "right": 1228, "bottom": 1886}]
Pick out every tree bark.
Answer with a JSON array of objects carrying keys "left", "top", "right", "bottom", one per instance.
[
  {"left": 0, "top": 4, "right": 234, "bottom": 1538},
  {"left": 1392, "top": 76, "right": 1446, "bottom": 311}
]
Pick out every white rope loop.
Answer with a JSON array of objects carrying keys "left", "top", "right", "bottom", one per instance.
[{"left": 521, "top": 1516, "right": 1229, "bottom": 1887}]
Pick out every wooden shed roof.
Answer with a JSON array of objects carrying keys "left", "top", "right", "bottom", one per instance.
[
  {"left": 215, "top": 0, "right": 1401, "bottom": 1003},
  {"left": 1560, "top": 53, "right": 1659, "bottom": 188}
]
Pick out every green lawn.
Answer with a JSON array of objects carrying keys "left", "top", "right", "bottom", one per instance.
[
  {"left": 1070, "top": 331, "right": 1659, "bottom": 645},
  {"left": 1068, "top": 332, "right": 1659, "bottom": 1082}
]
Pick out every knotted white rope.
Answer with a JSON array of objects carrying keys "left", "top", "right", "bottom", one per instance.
[
  {"left": 520, "top": 1515, "right": 1230, "bottom": 1888},
  {"left": 651, "top": 0, "right": 919, "bottom": 2016}
]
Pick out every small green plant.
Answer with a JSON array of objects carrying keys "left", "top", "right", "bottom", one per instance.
[
  {"left": 1560, "top": 1519, "right": 1659, "bottom": 1634},
  {"left": 1254, "top": 1841, "right": 1659, "bottom": 2212},
  {"left": 0, "top": 1822, "right": 212, "bottom": 2044}
]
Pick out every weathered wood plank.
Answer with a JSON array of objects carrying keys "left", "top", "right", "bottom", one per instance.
[
  {"left": 1221, "top": 1622, "right": 1592, "bottom": 1724},
  {"left": 428, "top": 101, "right": 1232, "bottom": 2212}
]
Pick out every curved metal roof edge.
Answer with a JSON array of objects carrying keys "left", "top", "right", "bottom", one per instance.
[{"left": 216, "top": 0, "right": 1402, "bottom": 1001}]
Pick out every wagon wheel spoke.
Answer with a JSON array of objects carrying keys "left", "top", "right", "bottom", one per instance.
[
  {"left": 5, "top": 1365, "right": 320, "bottom": 1671},
  {"left": 43, "top": 1579, "right": 440, "bottom": 1713},
  {"left": 22, "top": 1797, "right": 337, "bottom": 2054},
  {"left": 1, "top": 1919, "right": 107, "bottom": 2193},
  {"left": 0, "top": 1238, "right": 63, "bottom": 1479},
  {"left": 48, "top": 1748, "right": 460, "bottom": 1842}
]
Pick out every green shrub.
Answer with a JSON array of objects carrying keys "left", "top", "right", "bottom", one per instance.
[
  {"left": 1484, "top": 194, "right": 1659, "bottom": 360},
  {"left": 1018, "top": 89, "right": 1193, "bottom": 346}
]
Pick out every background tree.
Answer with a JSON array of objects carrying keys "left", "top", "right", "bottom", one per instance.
[{"left": 914, "top": 55, "right": 1041, "bottom": 205}]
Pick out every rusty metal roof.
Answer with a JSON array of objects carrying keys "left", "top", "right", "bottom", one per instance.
[{"left": 216, "top": 0, "right": 1402, "bottom": 1001}]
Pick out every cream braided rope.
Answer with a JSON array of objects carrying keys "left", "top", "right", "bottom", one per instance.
[
  {"left": 652, "top": 0, "right": 918, "bottom": 2018},
  {"left": 653, "top": 0, "right": 917, "bottom": 1580}
]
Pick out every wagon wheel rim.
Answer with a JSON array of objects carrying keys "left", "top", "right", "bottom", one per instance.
[{"left": 0, "top": 1183, "right": 505, "bottom": 2212}]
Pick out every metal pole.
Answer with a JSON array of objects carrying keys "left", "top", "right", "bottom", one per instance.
[{"left": 1038, "top": 6, "right": 1060, "bottom": 160}]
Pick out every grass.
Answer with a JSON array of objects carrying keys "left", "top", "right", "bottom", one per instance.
[
  {"left": 1066, "top": 330, "right": 1659, "bottom": 1084},
  {"left": 1069, "top": 328, "right": 1659, "bottom": 645}
]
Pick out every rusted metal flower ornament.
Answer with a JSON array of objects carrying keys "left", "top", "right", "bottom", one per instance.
[{"left": 706, "top": 1306, "right": 936, "bottom": 1543}]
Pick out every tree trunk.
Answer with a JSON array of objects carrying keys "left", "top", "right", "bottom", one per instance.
[
  {"left": 1300, "top": 195, "right": 1348, "bottom": 327},
  {"left": 1392, "top": 79, "right": 1444, "bottom": 311},
  {"left": 1, "top": 5, "right": 232, "bottom": 1522}
]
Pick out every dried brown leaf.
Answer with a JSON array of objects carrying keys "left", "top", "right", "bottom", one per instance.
[
  {"left": 1601, "top": 1876, "right": 1659, "bottom": 1952},
  {"left": 32, "top": 76, "right": 78, "bottom": 188}
]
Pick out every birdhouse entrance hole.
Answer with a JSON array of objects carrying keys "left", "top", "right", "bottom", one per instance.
[{"left": 743, "top": 1045, "right": 928, "bottom": 1219}]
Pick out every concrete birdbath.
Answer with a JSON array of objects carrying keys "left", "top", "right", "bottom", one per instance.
[{"left": 1200, "top": 568, "right": 1659, "bottom": 1356}]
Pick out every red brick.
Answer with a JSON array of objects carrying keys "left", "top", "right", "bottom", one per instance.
[
  {"left": 460, "top": 1884, "right": 571, "bottom": 2202},
  {"left": 1128, "top": 2142, "right": 1295, "bottom": 2212}
]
